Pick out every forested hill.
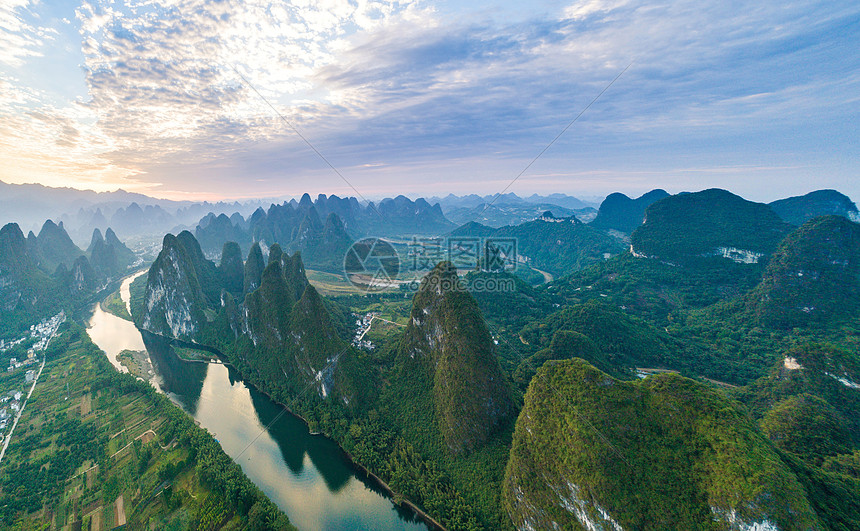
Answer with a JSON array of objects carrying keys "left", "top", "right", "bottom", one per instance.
[
  {"left": 589, "top": 189, "right": 669, "bottom": 234},
  {"left": 504, "top": 359, "right": 821, "bottom": 530},
  {"left": 1, "top": 220, "right": 136, "bottom": 336},
  {"left": 769, "top": 189, "right": 860, "bottom": 226},
  {"left": 747, "top": 215, "right": 860, "bottom": 328},
  {"left": 630, "top": 188, "right": 792, "bottom": 264},
  {"left": 450, "top": 215, "right": 625, "bottom": 277},
  {"left": 399, "top": 261, "right": 515, "bottom": 455}
]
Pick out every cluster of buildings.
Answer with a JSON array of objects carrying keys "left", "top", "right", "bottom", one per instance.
[
  {"left": 3, "top": 312, "right": 64, "bottom": 373},
  {"left": 0, "top": 390, "right": 24, "bottom": 435},
  {"left": 351, "top": 312, "right": 380, "bottom": 350}
]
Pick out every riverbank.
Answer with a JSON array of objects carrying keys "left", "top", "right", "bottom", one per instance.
[
  {"left": 2, "top": 321, "right": 292, "bottom": 529},
  {"left": 226, "top": 362, "right": 447, "bottom": 531},
  {"left": 142, "top": 329, "right": 445, "bottom": 531},
  {"left": 100, "top": 290, "right": 132, "bottom": 321}
]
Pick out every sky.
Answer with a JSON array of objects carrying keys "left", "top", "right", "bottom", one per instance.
[{"left": 0, "top": 0, "right": 858, "bottom": 202}]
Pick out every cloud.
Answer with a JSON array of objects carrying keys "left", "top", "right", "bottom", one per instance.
[
  {"left": 563, "top": 0, "right": 630, "bottom": 21},
  {"left": 0, "top": 0, "right": 47, "bottom": 67},
  {"left": 0, "top": 0, "right": 858, "bottom": 200}
]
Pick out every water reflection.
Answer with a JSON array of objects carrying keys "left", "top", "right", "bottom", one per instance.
[
  {"left": 85, "top": 278, "right": 430, "bottom": 531},
  {"left": 248, "top": 384, "right": 351, "bottom": 492},
  {"left": 87, "top": 302, "right": 143, "bottom": 373},
  {"left": 120, "top": 270, "right": 146, "bottom": 315},
  {"left": 141, "top": 332, "right": 206, "bottom": 412}
]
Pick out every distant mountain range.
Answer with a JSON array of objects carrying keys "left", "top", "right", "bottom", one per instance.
[
  {"left": 428, "top": 192, "right": 598, "bottom": 211},
  {"left": 194, "top": 193, "right": 455, "bottom": 270},
  {"left": 0, "top": 180, "right": 267, "bottom": 245},
  {"left": 430, "top": 192, "right": 599, "bottom": 227}
]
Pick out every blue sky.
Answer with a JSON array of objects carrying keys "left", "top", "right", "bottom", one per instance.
[{"left": 0, "top": 0, "right": 858, "bottom": 202}]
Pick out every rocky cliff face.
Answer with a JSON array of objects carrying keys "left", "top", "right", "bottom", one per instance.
[
  {"left": 141, "top": 231, "right": 355, "bottom": 400},
  {"left": 69, "top": 255, "right": 98, "bottom": 292},
  {"left": 141, "top": 233, "right": 208, "bottom": 339},
  {"left": 400, "top": 261, "right": 514, "bottom": 454},
  {"left": 504, "top": 359, "right": 821, "bottom": 530},
  {"left": 0, "top": 223, "right": 37, "bottom": 311}
]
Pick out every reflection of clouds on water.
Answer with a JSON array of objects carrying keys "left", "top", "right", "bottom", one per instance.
[
  {"left": 119, "top": 270, "right": 146, "bottom": 315},
  {"left": 87, "top": 303, "right": 145, "bottom": 372}
]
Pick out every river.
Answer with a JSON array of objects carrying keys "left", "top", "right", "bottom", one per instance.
[{"left": 87, "top": 273, "right": 429, "bottom": 531}]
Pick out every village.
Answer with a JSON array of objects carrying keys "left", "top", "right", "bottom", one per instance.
[
  {"left": 1, "top": 311, "right": 65, "bottom": 373},
  {"left": 0, "top": 312, "right": 64, "bottom": 440},
  {"left": 351, "top": 311, "right": 381, "bottom": 350}
]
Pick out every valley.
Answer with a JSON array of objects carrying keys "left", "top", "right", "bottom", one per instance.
[
  {"left": 90, "top": 274, "right": 433, "bottom": 530},
  {"left": 3, "top": 2, "right": 858, "bottom": 528},
  {"left": 1, "top": 186, "right": 859, "bottom": 530}
]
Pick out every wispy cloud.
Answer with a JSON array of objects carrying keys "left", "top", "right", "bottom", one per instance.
[
  {"left": 0, "top": 0, "right": 51, "bottom": 67},
  {"left": 0, "top": 0, "right": 857, "bottom": 200}
]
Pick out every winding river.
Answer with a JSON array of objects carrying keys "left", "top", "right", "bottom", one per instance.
[{"left": 88, "top": 272, "right": 429, "bottom": 531}]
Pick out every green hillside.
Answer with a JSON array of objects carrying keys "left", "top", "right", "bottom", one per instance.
[
  {"left": 631, "top": 189, "right": 792, "bottom": 264},
  {"left": 747, "top": 215, "right": 860, "bottom": 328},
  {"left": 399, "top": 262, "right": 515, "bottom": 455},
  {"left": 519, "top": 300, "right": 670, "bottom": 371},
  {"left": 451, "top": 216, "right": 625, "bottom": 278},
  {"left": 504, "top": 359, "right": 820, "bottom": 530},
  {"left": 770, "top": 189, "right": 860, "bottom": 226}
]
